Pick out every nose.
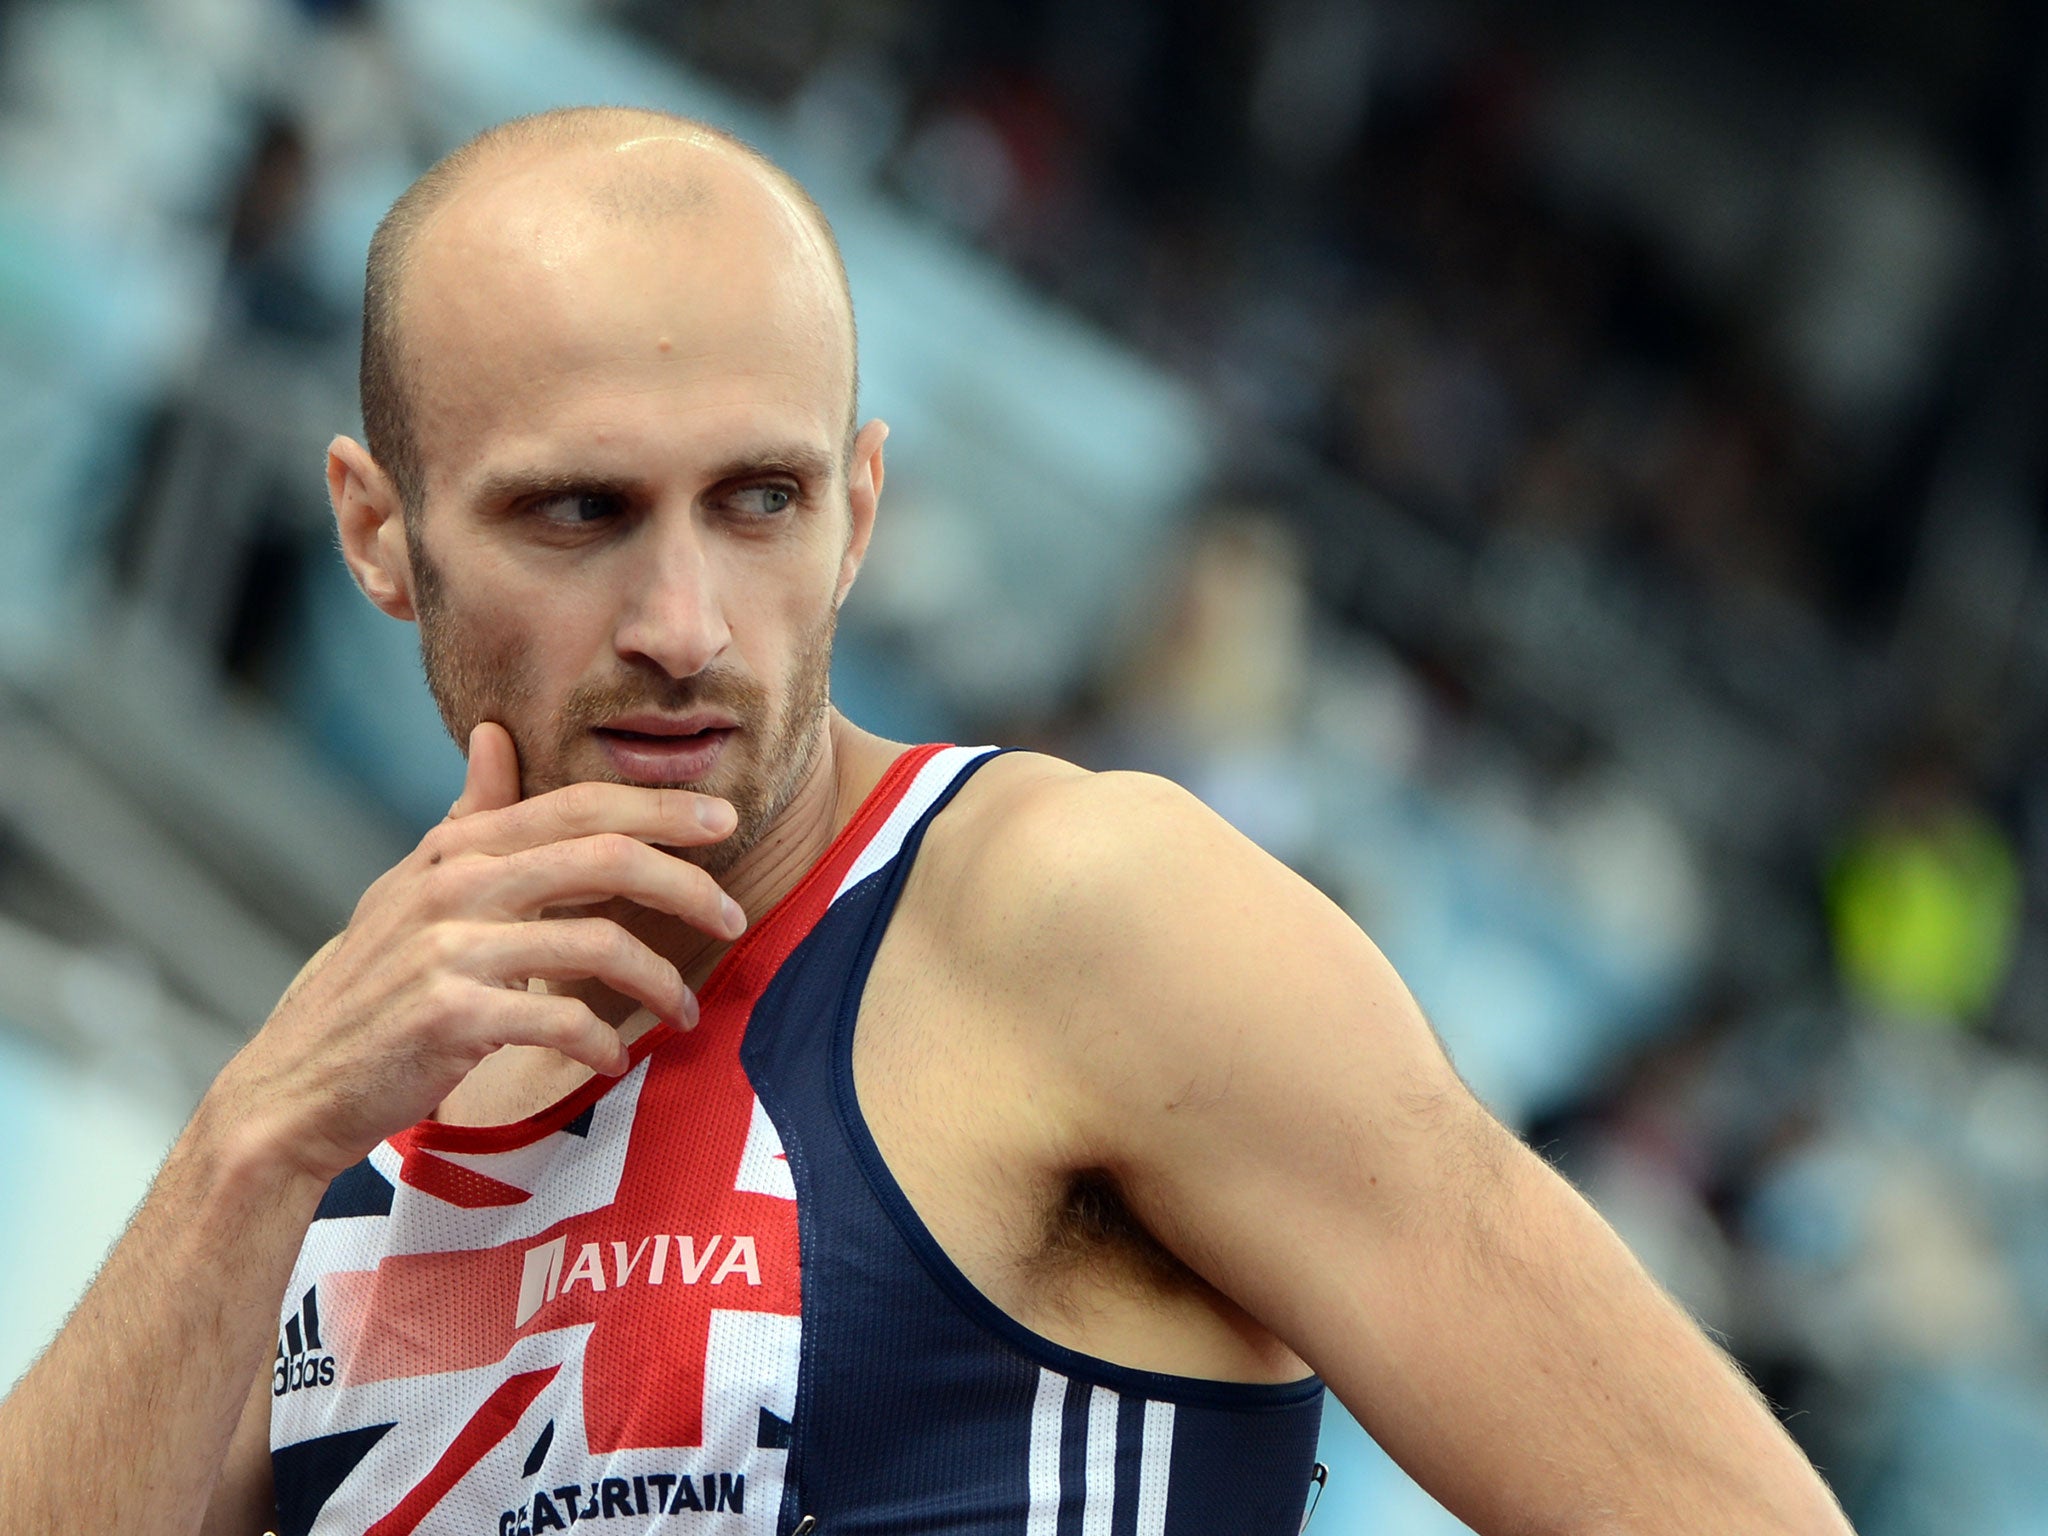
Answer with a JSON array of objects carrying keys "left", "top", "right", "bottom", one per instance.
[{"left": 611, "top": 509, "right": 732, "bottom": 679}]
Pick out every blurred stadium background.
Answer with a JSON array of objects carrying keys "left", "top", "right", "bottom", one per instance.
[{"left": 3, "top": 0, "right": 2046, "bottom": 1528}]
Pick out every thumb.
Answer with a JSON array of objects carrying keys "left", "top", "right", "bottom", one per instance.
[{"left": 449, "top": 722, "right": 522, "bottom": 819}]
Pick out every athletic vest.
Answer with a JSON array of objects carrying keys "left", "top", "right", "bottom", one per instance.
[{"left": 270, "top": 744, "right": 1326, "bottom": 1536}]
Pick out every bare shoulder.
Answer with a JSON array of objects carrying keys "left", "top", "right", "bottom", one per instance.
[
  {"left": 924, "top": 752, "right": 1232, "bottom": 923},
  {"left": 918, "top": 750, "right": 1359, "bottom": 1012}
]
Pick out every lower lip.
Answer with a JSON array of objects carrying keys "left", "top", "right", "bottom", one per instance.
[{"left": 595, "top": 727, "right": 735, "bottom": 784}]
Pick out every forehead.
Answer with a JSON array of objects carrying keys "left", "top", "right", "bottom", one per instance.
[{"left": 401, "top": 140, "right": 852, "bottom": 496}]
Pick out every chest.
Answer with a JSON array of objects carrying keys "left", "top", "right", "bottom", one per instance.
[{"left": 424, "top": 860, "right": 1298, "bottom": 1385}]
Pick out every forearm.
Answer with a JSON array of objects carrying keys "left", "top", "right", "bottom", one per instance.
[{"left": 0, "top": 1093, "right": 326, "bottom": 1535}]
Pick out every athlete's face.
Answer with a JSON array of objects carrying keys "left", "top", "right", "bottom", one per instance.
[{"left": 362, "top": 140, "right": 877, "bottom": 872}]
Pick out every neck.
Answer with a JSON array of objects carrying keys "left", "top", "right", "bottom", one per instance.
[{"left": 581, "top": 710, "right": 901, "bottom": 1025}]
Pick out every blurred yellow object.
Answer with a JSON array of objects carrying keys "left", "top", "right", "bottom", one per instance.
[{"left": 1829, "top": 803, "right": 2021, "bottom": 1025}]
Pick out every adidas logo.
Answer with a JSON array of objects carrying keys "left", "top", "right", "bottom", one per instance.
[
  {"left": 273, "top": 1286, "right": 336, "bottom": 1396},
  {"left": 515, "top": 1234, "right": 763, "bottom": 1329}
]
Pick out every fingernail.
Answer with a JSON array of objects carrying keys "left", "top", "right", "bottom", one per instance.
[
  {"left": 722, "top": 896, "right": 747, "bottom": 936},
  {"left": 697, "top": 799, "right": 731, "bottom": 830},
  {"left": 679, "top": 989, "right": 700, "bottom": 1030}
]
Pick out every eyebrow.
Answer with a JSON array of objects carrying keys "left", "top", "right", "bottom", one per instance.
[
  {"left": 470, "top": 467, "right": 640, "bottom": 507},
  {"left": 468, "top": 445, "right": 839, "bottom": 509},
  {"left": 700, "top": 444, "right": 839, "bottom": 487}
]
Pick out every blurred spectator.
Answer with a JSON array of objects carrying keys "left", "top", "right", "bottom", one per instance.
[
  {"left": 220, "top": 108, "right": 341, "bottom": 341},
  {"left": 1828, "top": 749, "right": 2022, "bottom": 1028},
  {"left": 1073, "top": 509, "right": 1319, "bottom": 864}
]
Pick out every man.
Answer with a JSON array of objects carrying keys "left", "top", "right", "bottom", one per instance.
[{"left": 0, "top": 107, "right": 1854, "bottom": 1535}]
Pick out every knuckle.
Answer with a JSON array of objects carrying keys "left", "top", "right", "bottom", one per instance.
[
  {"left": 566, "top": 918, "right": 628, "bottom": 966},
  {"left": 554, "top": 916, "right": 597, "bottom": 947},
  {"left": 683, "top": 864, "right": 727, "bottom": 909},
  {"left": 413, "top": 924, "right": 454, "bottom": 969},
  {"left": 424, "top": 921, "right": 473, "bottom": 968},
  {"left": 558, "top": 781, "right": 603, "bottom": 823},
  {"left": 419, "top": 971, "right": 472, "bottom": 1019},
  {"left": 590, "top": 832, "right": 641, "bottom": 873},
  {"left": 601, "top": 923, "right": 644, "bottom": 966},
  {"left": 545, "top": 1005, "right": 598, "bottom": 1052}
]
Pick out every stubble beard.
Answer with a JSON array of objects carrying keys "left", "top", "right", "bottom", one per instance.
[{"left": 411, "top": 532, "right": 836, "bottom": 879}]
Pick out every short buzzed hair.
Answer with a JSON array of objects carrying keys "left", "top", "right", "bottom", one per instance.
[{"left": 360, "top": 106, "right": 858, "bottom": 516}]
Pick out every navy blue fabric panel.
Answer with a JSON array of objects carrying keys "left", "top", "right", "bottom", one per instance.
[
  {"left": 742, "top": 749, "right": 1326, "bottom": 1534},
  {"left": 1111, "top": 1395, "right": 1144, "bottom": 1536},
  {"left": 270, "top": 1422, "right": 393, "bottom": 1536},
  {"left": 312, "top": 1158, "right": 394, "bottom": 1221},
  {"left": 1056, "top": 1376, "right": 1090, "bottom": 1536},
  {"left": 750, "top": 873, "right": 1043, "bottom": 1534},
  {"left": 1159, "top": 1400, "right": 1324, "bottom": 1536}
]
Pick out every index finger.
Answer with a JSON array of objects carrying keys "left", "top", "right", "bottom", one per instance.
[{"left": 452, "top": 780, "right": 738, "bottom": 856}]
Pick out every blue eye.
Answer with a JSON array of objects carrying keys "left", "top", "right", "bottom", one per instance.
[{"left": 731, "top": 484, "right": 794, "bottom": 517}]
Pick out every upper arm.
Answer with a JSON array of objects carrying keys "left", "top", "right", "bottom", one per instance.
[
  {"left": 963, "top": 770, "right": 1841, "bottom": 1535},
  {"left": 963, "top": 770, "right": 1501, "bottom": 1356},
  {"left": 200, "top": 1358, "right": 275, "bottom": 1536}
]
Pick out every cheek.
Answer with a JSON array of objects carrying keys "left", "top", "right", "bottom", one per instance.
[
  {"left": 726, "top": 557, "right": 833, "bottom": 663},
  {"left": 770, "top": 595, "right": 839, "bottom": 694},
  {"left": 418, "top": 585, "right": 547, "bottom": 724},
  {"left": 472, "top": 617, "right": 541, "bottom": 696},
  {"left": 471, "top": 564, "right": 613, "bottom": 679}
]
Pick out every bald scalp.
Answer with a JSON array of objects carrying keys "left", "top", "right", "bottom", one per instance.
[{"left": 361, "top": 106, "right": 857, "bottom": 516}]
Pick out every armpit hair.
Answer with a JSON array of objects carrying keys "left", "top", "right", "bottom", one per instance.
[{"left": 1027, "top": 1167, "right": 1205, "bottom": 1302}]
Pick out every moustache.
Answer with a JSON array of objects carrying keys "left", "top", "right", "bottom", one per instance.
[{"left": 555, "top": 668, "right": 767, "bottom": 734}]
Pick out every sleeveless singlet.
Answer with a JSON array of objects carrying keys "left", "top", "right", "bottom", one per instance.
[{"left": 269, "top": 744, "right": 1326, "bottom": 1536}]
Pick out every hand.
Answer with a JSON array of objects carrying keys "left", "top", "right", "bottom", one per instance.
[{"left": 205, "top": 722, "right": 743, "bottom": 1187}]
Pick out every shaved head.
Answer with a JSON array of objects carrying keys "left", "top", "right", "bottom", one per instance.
[{"left": 360, "top": 106, "right": 858, "bottom": 515}]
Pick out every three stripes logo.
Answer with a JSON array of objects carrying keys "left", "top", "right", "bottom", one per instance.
[
  {"left": 273, "top": 1285, "right": 336, "bottom": 1396},
  {"left": 1024, "top": 1369, "right": 1175, "bottom": 1536},
  {"left": 1025, "top": 1370, "right": 1328, "bottom": 1534}
]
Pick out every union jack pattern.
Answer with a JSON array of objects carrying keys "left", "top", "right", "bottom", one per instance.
[{"left": 270, "top": 744, "right": 976, "bottom": 1536}]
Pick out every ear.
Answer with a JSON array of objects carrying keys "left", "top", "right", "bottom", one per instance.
[
  {"left": 329, "top": 435, "right": 417, "bottom": 621},
  {"left": 835, "top": 418, "right": 887, "bottom": 609}
]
